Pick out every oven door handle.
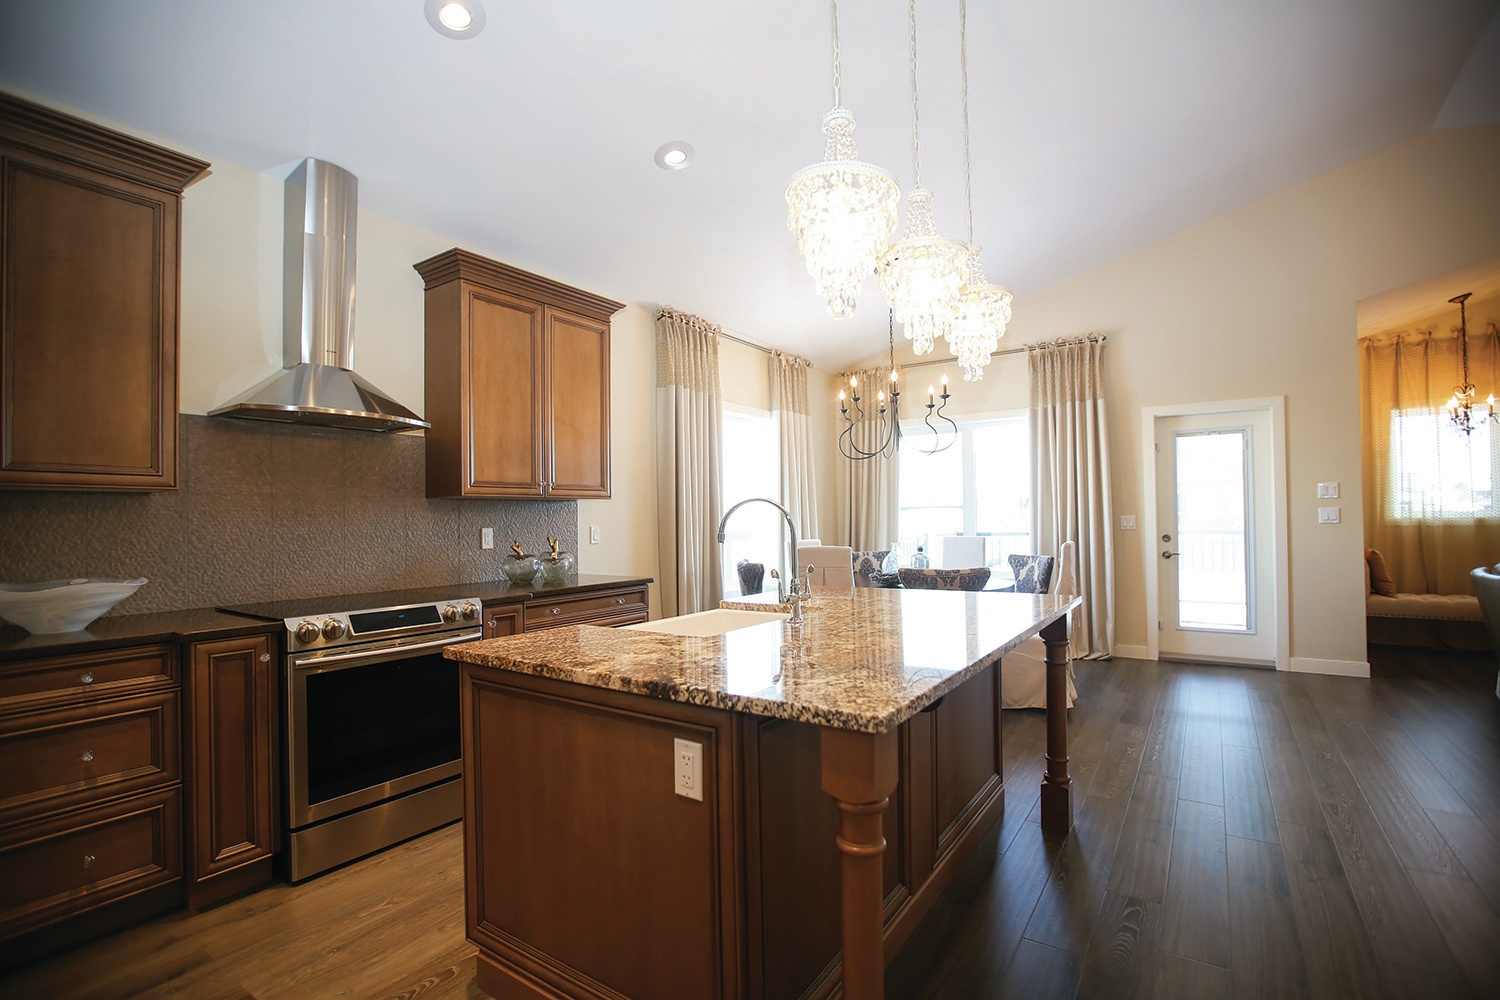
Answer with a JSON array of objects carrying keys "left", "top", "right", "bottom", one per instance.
[{"left": 292, "top": 630, "right": 484, "bottom": 670}]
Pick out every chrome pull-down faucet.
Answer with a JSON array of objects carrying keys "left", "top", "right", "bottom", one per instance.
[{"left": 716, "top": 497, "right": 806, "bottom": 623}]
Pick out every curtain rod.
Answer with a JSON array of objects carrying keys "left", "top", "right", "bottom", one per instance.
[{"left": 888, "top": 333, "right": 1110, "bottom": 372}]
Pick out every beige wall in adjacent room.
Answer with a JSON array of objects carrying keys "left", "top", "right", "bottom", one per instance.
[{"left": 901, "top": 124, "right": 1500, "bottom": 670}]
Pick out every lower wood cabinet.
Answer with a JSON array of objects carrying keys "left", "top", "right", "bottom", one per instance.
[
  {"left": 183, "top": 634, "right": 275, "bottom": 910},
  {"left": 522, "top": 585, "right": 648, "bottom": 631},
  {"left": 483, "top": 602, "right": 523, "bottom": 639}
]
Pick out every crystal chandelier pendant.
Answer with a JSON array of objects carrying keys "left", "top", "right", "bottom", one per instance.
[
  {"left": 786, "top": 108, "right": 900, "bottom": 318},
  {"left": 951, "top": 244, "right": 1013, "bottom": 380},
  {"left": 877, "top": 186, "right": 970, "bottom": 355}
]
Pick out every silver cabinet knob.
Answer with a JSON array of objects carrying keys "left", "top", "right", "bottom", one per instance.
[
  {"left": 80, "top": 750, "right": 94, "bottom": 763},
  {"left": 80, "top": 672, "right": 94, "bottom": 685},
  {"left": 295, "top": 620, "right": 321, "bottom": 645},
  {"left": 615, "top": 598, "right": 625, "bottom": 605},
  {"left": 82, "top": 855, "right": 95, "bottom": 869},
  {"left": 321, "top": 618, "right": 346, "bottom": 641},
  {"left": 259, "top": 653, "right": 271, "bottom": 663},
  {"left": 550, "top": 607, "right": 560, "bottom": 615},
  {"left": 461, "top": 602, "right": 479, "bottom": 621}
]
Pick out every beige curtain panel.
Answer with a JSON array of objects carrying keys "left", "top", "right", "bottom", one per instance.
[
  {"left": 656, "top": 308, "right": 724, "bottom": 617},
  {"left": 770, "top": 350, "right": 820, "bottom": 542},
  {"left": 837, "top": 367, "right": 899, "bottom": 551},
  {"left": 1360, "top": 309, "right": 1500, "bottom": 596},
  {"left": 1029, "top": 336, "right": 1115, "bottom": 658}
]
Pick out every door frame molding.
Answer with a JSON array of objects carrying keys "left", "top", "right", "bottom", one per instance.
[{"left": 1141, "top": 397, "right": 1290, "bottom": 670}]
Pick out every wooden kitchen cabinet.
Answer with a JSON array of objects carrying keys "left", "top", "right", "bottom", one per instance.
[
  {"left": 523, "top": 584, "right": 649, "bottom": 631},
  {"left": 0, "top": 644, "right": 183, "bottom": 969},
  {"left": 0, "top": 94, "right": 208, "bottom": 490},
  {"left": 482, "top": 602, "right": 523, "bottom": 639},
  {"left": 182, "top": 634, "right": 275, "bottom": 910},
  {"left": 414, "top": 248, "right": 621, "bottom": 499}
]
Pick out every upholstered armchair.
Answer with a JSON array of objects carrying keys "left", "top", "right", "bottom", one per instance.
[
  {"left": 1001, "top": 541, "right": 1078, "bottom": 709},
  {"left": 1471, "top": 564, "right": 1500, "bottom": 698}
]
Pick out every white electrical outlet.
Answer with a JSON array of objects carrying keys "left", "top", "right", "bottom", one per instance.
[
  {"left": 481, "top": 528, "right": 494, "bottom": 549},
  {"left": 1119, "top": 515, "right": 1137, "bottom": 530},
  {"left": 1317, "top": 482, "right": 1340, "bottom": 499},
  {"left": 589, "top": 525, "right": 601, "bottom": 545},
  {"left": 673, "top": 738, "right": 702, "bottom": 801},
  {"left": 1318, "top": 506, "right": 1341, "bottom": 524}
]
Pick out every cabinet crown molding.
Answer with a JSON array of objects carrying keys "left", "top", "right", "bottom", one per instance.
[
  {"left": 0, "top": 93, "right": 209, "bottom": 192},
  {"left": 413, "top": 248, "right": 624, "bottom": 323}
]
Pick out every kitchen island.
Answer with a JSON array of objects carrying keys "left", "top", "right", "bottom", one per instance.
[{"left": 447, "top": 589, "right": 1078, "bottom": 1000}]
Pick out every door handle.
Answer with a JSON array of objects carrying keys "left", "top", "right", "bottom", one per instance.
[{"left": 1162, "top": 551, "right": 1181, "bottom": 559}]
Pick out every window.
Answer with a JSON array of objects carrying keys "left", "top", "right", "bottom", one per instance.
[
  {"left": 720, "top": 406, "right": 782, "bottom": 598},
  {"left": 897, "top": 415, "right": 1031, "bottom": 573},
  {"left": 1385, "top": 409, "right": 1496, "bottom": 521}
]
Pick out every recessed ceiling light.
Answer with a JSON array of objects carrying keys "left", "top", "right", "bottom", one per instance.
[
  {"left": 425, "top": 0, "right": 485, "bottom": 39},
  {"left": 654, "top": 142, "right": 695, "bottom": 171}
]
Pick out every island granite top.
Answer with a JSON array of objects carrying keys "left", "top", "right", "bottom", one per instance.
[{"left": 445, "top": 589, "right": 1080, "bottom": 733}]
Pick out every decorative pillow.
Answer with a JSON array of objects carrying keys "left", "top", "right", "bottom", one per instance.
[
  {"left": 853, "top": 550, "right": 898, "bottom": 588},
  {"left": 1365, "top": 548, "right": 1397, "bottom": 597},
  {"left": 898, "top": 567, "right": 992, "bottom": 591},
  {"left": 1008, "top": 554, "right": 1056, "bottom": 594}
]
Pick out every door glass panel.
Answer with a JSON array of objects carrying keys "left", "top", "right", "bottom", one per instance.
[{"left": 1175, "top": 430, "right": 1250, "bottom": 631}]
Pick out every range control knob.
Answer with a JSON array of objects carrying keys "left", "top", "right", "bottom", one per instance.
[
  {"left": 295, "top": 620, "right": 321, "bottom": 645},
  {"left": 442, "top": 603, "right": 460, "bottom": 623},
  {"left": 321, "top": 618, "right": 346, "bottom": 641},
  {"left": 460, "top": 602, "right": 479, "bottom": 621}
]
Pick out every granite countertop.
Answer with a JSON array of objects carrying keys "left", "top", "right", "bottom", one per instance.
[
  {"left": 445, "top": 589, "right": 1079, "bottom": 734},
  {"left": 0, "top": 574, "right": 654, "bottom": 663}
]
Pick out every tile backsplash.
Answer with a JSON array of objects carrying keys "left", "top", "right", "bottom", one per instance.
[{"left": 0, "top": 415, "right": 577, "bottom": 616}]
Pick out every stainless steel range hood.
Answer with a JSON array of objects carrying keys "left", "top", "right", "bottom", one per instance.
[{"left": 210, "top": 159, "right": 429, "bottom": 432}]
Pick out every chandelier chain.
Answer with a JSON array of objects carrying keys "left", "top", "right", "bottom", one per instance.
[
  {"left": 908, "top": 0, "right": 922, "bottom": 185},
  {"left": 960, "top": 0, "right": 973, "bottom": 243},
  {"left": 831, "top": 0, "right": 842, "bottom": 107}
]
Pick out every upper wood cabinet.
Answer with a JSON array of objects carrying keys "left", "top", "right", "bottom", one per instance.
[
  {"left": 0, "top": 94, "right": 208, "bottom": 490},
  {"left": 414, "top": 248, "right": 621, "bottom": 499}
]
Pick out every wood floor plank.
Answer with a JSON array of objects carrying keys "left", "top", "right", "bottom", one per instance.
[
  {"left": 1320, "top": 801, "right": 1466, "bottom": 982},
  {"left": 1246, "top": 677, "right": 1295, "bottom": 742},
  {"left": 1407, "top": 869, "right": 1500, "bottom": 998},
  {"left": 1024, "top": 793, "right": 1132, "bottom": 953},
  {"left": 1217, "top": 681, "right": 1260, "bottom": 750},
  {"left": 1155, "top": 952, "right": 1233, "bottom": 1000},
  {"left": 1222, "top": 744, "right": 1278, "bottom": 844},
  {"left": 1085, "top": 719, "right": 1150, "bottom": 802},
  {"left": 1364, "top": 723, "right": 1475, "bottom": 816},
  {"left": 1140, "top": 700, "right": 1186, "bottom": 780},
  {"left": 1275, "top": 820, "right": 1384, "bottom": 1000},
  {"left": 1159, "top": 799, "right": 1230, "bottom": 968},
  {"left": 1179, "top": 722, "right": 1224, "bottom": 806},
  {"left": 1226, "top": 836, "right": 1309, "bottom": 1000},
  {"left": 1280, "top": 686, "right": 1370, "bottom": 811},
  {"left": 1260, "top": 736, "right": 1325, "bottom": 829},
  {"left": 1076, "top": 891, "right": 1162, "bottom": 1000},
  {"left": 1107, "top": 771, "right": 1178, "bottom": 903},
  {"left": 991, "top": 938, "right": 1081, "bottom": 1000},
  {"left": 1427, "top": 807, "right": 1500, "bottom": 918}
]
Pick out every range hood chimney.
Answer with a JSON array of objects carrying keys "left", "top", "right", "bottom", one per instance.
[{"left": 209, "top": 159, "right": 429, "bottom": 432}]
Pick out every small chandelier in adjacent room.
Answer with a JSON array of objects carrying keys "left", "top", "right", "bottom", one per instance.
[
  {"left": 1445, "top": 291, "right": 1495, "bottom": 435},
  {"left": 786, "top": 0, "right": 901, "bottom": 318},
  {"left": 877, "top": 0, "right": 971, "bottom": 356},
  {"left": 837, "top": 312, "right": 956, "bottom": 460},
  {"left": 950, "top": 0, "right": 1013, "bottom": 381}
]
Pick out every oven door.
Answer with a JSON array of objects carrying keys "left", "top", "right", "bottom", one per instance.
[{"left": 287, "top": 630, "right": 481, "bottom": 828}]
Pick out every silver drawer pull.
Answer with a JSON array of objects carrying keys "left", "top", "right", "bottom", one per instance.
[
  {"left": 80, "top": 672, "right": 95, "bottom": 685},
  {"left": 550, "top": 608, "right": 560, "bottom": 615},
  {"left": 80, "top": 751, "right": 94, "bottom": 763},
  {"left": 616, "top": 598, "right": 625, "bottom": 605},
  {"left": 82, "top": 855, "right": 96, "bottom": 869}
]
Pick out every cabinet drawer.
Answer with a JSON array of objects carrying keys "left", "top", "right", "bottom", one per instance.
[
  {"left": 0, "top": 645, "right": 177, "bottom": 711},
  {"left": 0, "top": 786, "right": 182, "bottom": 939},
  {"left": 0, "top": 691, "right": 180, "bottom": 821},
  {"left": 524, "top": 587, "right": 648, "bottom": 630}
]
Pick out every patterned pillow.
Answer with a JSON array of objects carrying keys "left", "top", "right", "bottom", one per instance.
[
  {"left": 853, "top": 549, "right": 897, "bottom": 588},
  {"left": 1007, "top": 554, "right": 1055, "bottom": 594},
  {"left": 897, "top": 567, "right": 992, "bottom": 591}
]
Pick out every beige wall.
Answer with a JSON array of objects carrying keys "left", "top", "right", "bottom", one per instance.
[{"left": 887, "top": 125, "right": 1500, "bottom": 669}]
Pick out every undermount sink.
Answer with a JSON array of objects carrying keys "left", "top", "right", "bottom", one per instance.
[{"left": 622, "top": 608, "right": 789, "bottom": 637}]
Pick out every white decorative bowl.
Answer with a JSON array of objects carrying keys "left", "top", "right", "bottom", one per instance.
[{"left": 0, "top": 578, "right": 148, "bottom": 634}]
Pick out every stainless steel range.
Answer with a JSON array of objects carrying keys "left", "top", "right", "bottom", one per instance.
[{"left": 222, "top": 591, "right": 483, "bottom": 881}]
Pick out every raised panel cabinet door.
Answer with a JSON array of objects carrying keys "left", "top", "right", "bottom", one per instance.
[
  {"left": 482, "top": 602, "right": 522, "bottom": 639},
  {"left": 184, "top": 634, "right": 274, "bottom": 891},
  {"left": 466, "top": 287, "right": 544, "bottom": 495},
  {"left": 930, "top": 665, "right": 1003, "bottom": 862},
  {"left": 0, "top": 96, "right": 205, "bottom": 490},
  {"left": 543, "top": 306, "right": 610, "bottom": 498}
]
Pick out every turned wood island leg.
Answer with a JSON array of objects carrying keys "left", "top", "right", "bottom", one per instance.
[
  {"left": 820, "top": 726, "right": 900, "bottom": 1000},
  {"left": 1039, "top": 616, "right": 1073, "bottom": 834}
]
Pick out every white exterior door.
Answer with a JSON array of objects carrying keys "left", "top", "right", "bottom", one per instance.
[{"left": 1154, "top": 409, "right": 1278, "bottom": 665}]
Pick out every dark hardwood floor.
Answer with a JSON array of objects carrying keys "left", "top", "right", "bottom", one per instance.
[{"left": 3, "top": 648, "right": 1496, "bottom": 999}]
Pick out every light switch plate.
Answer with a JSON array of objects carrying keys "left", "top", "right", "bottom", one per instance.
[
  {"left": 1120, "top": 515, "right": 1137, "bottom": 530},
  {"left": 589, "top": 525, "right": 601, "bottom": 544},
  {"left": 1317, "top": 482, "right": 1340, "bottom": 499},
  {"left": 1318, "top": 506, "right": 1341, "bottom": 524},
  {"left": 481, "top": 527, "right": 494, "bottom": 549}
]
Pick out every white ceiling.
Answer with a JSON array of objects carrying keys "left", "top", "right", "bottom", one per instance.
[{"left": 2, "top": 0, "right": 1497, "bottom": 371}]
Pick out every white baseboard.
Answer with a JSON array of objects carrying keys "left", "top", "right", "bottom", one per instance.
[
  {"left": 1114, "top": 644, "right": 1151, "bottom": 660},
  {"left": 1289, "top": 656, "right": 1370, "bottom": 678}
]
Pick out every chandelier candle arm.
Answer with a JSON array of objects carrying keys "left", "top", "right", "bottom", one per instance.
[{"left": 1445, "top": 291, "right": 1494, "bottom": 435}]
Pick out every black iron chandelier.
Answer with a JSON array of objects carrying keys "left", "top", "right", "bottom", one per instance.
[{"left": 837, "top": 311, "right": 957, "bottom": 461}]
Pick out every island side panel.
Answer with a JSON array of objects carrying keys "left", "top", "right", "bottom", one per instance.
[{"left": 461, "top": 666, "right": 744, "bottom": 1000}]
